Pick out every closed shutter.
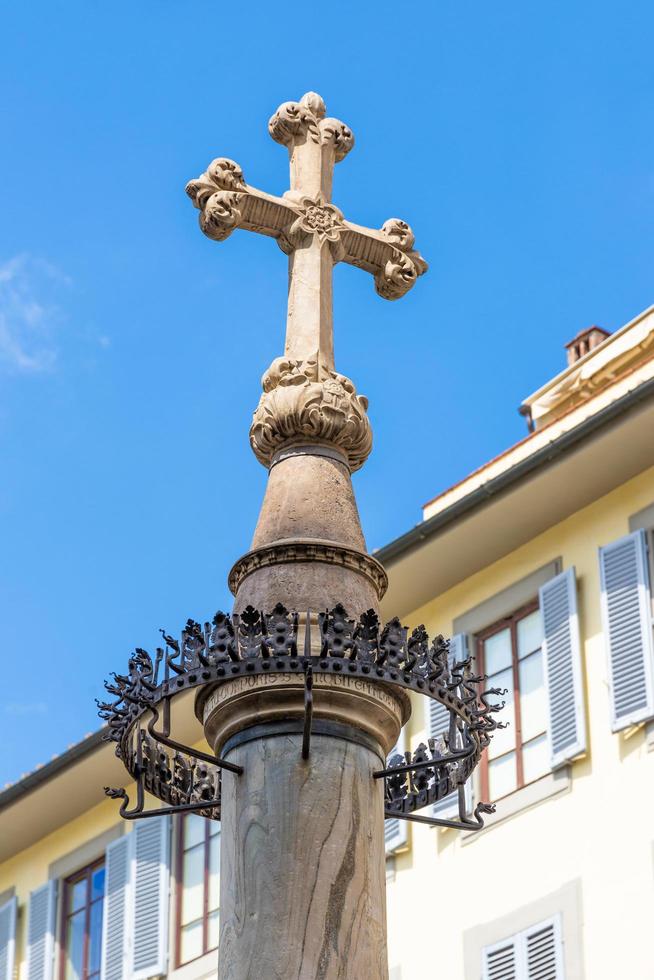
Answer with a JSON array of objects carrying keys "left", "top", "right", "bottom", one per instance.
[
  {"left": 599, "top": 530, "right": 654, "bottom": 730},
  {"left": 0, "top": 897, "right": 17, "bottom": 980},
  {"left": 525, "top": 917, "right": 563, "bottom": 979},
  {"left": 483, "top": 916, "right": 563, "bottom": 980},
  {"left": 101, "top": 835, "right": 131, "bottom": 980},
  {"left": 429, "top": 634, "right": 470, "bottom": 819},
  {"left": 385, "top": 729, "right": 408, "bottom": 853},
  {"left": 132, "top": 817, "right": 170, "bottom": 980},
  {"left": 26, "top": 881, "right": 57, "bottom": 980},
  {"left": 483, "top": 937, "right": 517, "bottom": 980},
  {"left": 539, "top": 568, "right": 586, "bottom": 768}
]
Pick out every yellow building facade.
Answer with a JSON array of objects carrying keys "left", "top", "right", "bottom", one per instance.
[{"left": 1, "top": 305, "right": 654, "bottom": 980}]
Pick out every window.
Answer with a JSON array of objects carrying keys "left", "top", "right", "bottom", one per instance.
[
  {"left": 478, "top": 603, "right": 549, "bottom": 801},
  {"left": 177, "top": 814, "right": 220, "bottom": 966},
  {"left": 102, "top": 819, "right": 170, "bottom": 980},
  {"left": 482, "top": 916, "right": 564, "bottom": 979},
  {"left": 60, "top": 860, "right": 105, "bottom": 980}
]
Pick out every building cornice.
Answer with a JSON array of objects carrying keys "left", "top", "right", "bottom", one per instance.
[
  {"left": 377, "top": 374, "right": 654, "bottom": 570},
  {"left": 0, "top": 730, "right": 104, "bottom": 812}
]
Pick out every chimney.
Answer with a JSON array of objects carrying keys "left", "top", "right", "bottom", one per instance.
[{"left": 565, "top": 325, "right": 611, "bottom": 366}]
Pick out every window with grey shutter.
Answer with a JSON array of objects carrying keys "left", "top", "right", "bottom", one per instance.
[
  {"left": 0, "top": 896, "right": 17, "bottom": 980},
  {"left": 26, "top": 881, "right": 57, "bottom": 980},
  {"left": 101, "top": 835, "right": 131, "bottom": 980},
  {"left": 132, "top": 817, "right": 170, "bottom": 980},
  {"left": 428, "top": 634, "right": 471, "bottom": 819},
  {"left": 539, "top": 568, "right": 586, "bottom": 768},
  {"left": 385, "top": 729, "right": 408, "bottom": 853},
  {"left": 483, "top": 916, "right": 563, "bottom": 980},
  {"left": 599, "top": 530, "right": 654, "bottom": 730}
]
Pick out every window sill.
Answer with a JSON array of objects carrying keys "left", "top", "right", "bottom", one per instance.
[
  {"left": 169, "top": 949, "right": 218, "bottom": 980},
  {"left": 461, "top": 766, "right": 571, "bottom": 845}
]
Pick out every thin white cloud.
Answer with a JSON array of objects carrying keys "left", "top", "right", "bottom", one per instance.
[
  {"left": 0, "top": 253, "right": 70, "bottom": 373},
  {"left": 4, "top": 701, "right": 48, "bottom": 716}
]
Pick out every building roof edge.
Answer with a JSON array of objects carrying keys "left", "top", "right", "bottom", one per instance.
[
  {"left": 376, "top": 374, "right": 654, "bottom": 567},
  {"left": 0, "top": 729, "right": 106, "bottom": 812}
]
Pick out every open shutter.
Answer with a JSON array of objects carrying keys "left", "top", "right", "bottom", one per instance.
[
  {"left": 26, "top": 881, "right": 57, "bottom": 980},
  {"left": 429, "top": 634, "right": 470, "bottom": 819},
  {"left": 524, "top": 917, "right": 563, "bottom": 979},
  {"left": 600, "top": 530, "right": 654, "bottom": 730},
  {"left": 482, "top": 936, "right": 517, "bottom": 980},
  {"left": 131, "top": 817, "right": 170, "bottom": 980},
  {"left": 539, "top": 568, "right": 586, "bottom": 768},
  {"left": 0, "top": 897, "right": 17, "bottom": 980},
  {"left": 101, "top": 834, "right": 131, "bottom": 980},
  {"left": 385, "top": 729, "right": 408, "bottom": 853}
]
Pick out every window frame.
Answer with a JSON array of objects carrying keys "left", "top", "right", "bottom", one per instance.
[
  {"left": 477, "top": 598, "right": 548, "bottom": 801},
  {"left": 175, "top": 814, "right": 219, "bottom": 968},
  {"left": 58, "top": 858, "right": 105, "bottom": 980}
]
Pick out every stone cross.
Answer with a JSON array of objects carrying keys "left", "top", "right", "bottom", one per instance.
[
  {"left": 185, "top": 93, "right": 426, "bottom": 980},
  {"left": 186, "top": 91, "right": 427, "bottom": 375}
]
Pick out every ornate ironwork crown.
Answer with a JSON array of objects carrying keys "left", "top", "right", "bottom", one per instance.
[{"left": 99, "top": 603, "right": 506, "bottom": 831}]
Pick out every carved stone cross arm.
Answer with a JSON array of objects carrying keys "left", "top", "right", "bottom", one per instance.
[
  {"left": 339, "top": 218, "right": 428, "bottom": 301},
  {"left": 185, "top": 159, "right": 427, "bottom": 302}
]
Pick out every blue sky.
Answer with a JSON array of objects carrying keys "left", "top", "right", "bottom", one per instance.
[{"left": 1, "top": 1, "right": 653, "bottom": 787}]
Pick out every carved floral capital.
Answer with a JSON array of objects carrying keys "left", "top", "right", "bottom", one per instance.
[
  {"left": 199, "top": 190, "right": 244, "bottom": 242},
  {"left": 185, "top": 159, "right": 249, "bottom": 242},
  {"left": 374, "top": 219, "right": 428, "bottom": 300},
  {"left": 269, "top": 92, "right": 354, "bottom": 162},
  {"left": 250, "top": 356, "right": 372, "bottom": 471}
]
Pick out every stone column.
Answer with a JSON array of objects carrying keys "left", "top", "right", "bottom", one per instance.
[{"left": 199, "top": 668, "right": 409, "bottom": 980}]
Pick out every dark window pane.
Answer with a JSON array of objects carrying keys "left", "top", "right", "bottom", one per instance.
[
  {"left": 69, "top": 877, "right": 88, "bottom": 914},
  {"left": 65, "top": 910, "right": 85, "bottom": 980},
  {"left": 88, "top": 899, "right": 104, "bottom": 976},
  {"left": 64, "top": 861, "right": 105, "bottom": 980},
  {"left": 91, "top": 866, "right": 105, "bottom": 902}
]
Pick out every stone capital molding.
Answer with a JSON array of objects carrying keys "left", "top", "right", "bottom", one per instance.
[
  {"left": 228, "top": 538, "right": 389, "bottom": 600},
  {"left": 249, "top": 355, "right": 372, "bottom": 471},
  {"left": 201, "top": 670, "right": 409, "bottom": 760}
]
